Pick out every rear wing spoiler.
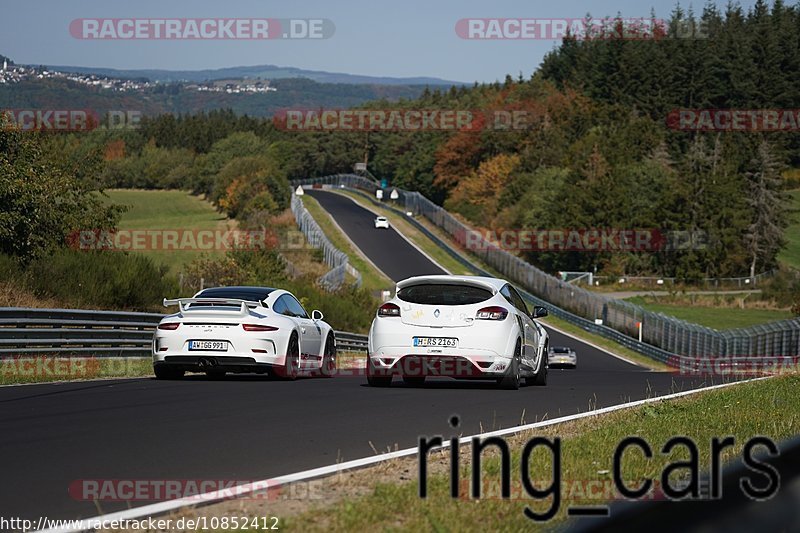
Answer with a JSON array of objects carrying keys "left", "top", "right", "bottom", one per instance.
[
  {"left": 395, "top": 276, "right": 498, "bottom": 294},
  {"left": 163, "top": 297, "right": 256, "bottom": 316}
]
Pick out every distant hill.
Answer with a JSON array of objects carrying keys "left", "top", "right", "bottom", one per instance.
[
  {"left": 38, "top": 62, "right": 465, "bottom": 86},
  {"left": 0, "top": 77, "right": 434, "bottom": 118}
]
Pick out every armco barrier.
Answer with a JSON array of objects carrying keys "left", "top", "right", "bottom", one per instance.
[
  {"left": 292, "top": 174, "right": 800, "bottom": 363},
  {"left": 0, "top": 307, "right": 368, "bottom": 357},
  {"left": 290, "top": 190, "right": 362, "bottom": 291}
]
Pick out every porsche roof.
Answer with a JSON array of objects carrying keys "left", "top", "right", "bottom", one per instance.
[{"left": 195, "top": 286, "right": 278, "bottom": 301}]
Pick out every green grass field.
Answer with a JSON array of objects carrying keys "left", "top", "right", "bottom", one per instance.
[
  {"left": 778, "top": 189, "right": 800, "bottom": 270},
  {"left": 625, "top": 296, "right": 791, "bottom": 329},
  {"left": 101, "top": 189, "right": 235, "bottom": 274}
]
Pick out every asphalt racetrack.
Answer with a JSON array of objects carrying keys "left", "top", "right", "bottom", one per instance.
[{"left": 0, "top": 189, "right": 720, "bottom": 524}]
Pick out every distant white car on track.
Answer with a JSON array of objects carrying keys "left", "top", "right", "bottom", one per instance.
[
  {"left": 367, "top": 275, "right": 549, "bottom": 389},
  {"left": 152, "top": 286, "right": 336, "bottom": 380},
  {"left": 374, "top": 216, "right": 390, "bottom": 229},
  {"left": 548, "top": 346, "right": 577, "bottom": 369}
]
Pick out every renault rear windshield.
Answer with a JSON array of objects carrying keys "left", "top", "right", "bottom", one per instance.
[{"left": 397, "top": 284, "right": 493, "bottom": 305}]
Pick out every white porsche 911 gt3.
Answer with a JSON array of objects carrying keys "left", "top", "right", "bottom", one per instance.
[
  {"left": 152, "top": 286, "right": 336, "bottom": 380},
  {"left": 367, "top": 275, "right": 549, "bottom": 389}
]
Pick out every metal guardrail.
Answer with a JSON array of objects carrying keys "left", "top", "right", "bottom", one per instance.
[
  {"left": 349, "top": 185, "right": 675, "bottom": 363},
  {"left": 0, "top": 308, "right": 369, "bottom": 357},
  {"left": 593, "top": 272, "right": 775, "bottom": 288},
  {"left": 290, "top": 190, "right": 362, "bottom": 291},
  {"left": 333, "top": 331, "right": 369, "bottom": 352},
  {"left": 292, "top": 174, "right": 800, "bottom": 363}
]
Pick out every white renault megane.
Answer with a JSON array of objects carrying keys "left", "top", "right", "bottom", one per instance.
[
  {"left": 153, "top": 286, "right": 336, "bottom": 380},
  {"left": 367, "top": 275, "right": 549, "bottom": 389}
]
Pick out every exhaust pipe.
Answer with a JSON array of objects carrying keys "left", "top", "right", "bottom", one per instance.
[{"left": 197, "top": 357, "right": 217, "bottom": 369}]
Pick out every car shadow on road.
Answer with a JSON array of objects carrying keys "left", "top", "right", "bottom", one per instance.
[{"left": 358, "top": 379, "right": 539, "bottom": 390}]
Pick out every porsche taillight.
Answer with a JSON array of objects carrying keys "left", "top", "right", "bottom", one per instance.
[
  {"left": 242, "top": 324, "right": 279, "bottom": 332},
  {"left": 157, "top": 322, "right": 181, "bottom": 330}
]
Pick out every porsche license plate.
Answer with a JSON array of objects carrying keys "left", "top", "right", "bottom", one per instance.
[
  {"left": 413, "top": 337, "right": 458, "bottom": 348},
  {"left": 188, "top": 340, "right": 228, "bottom": 351}
]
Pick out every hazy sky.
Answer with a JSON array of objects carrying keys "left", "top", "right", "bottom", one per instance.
[{"left": 1, "top": 0, "right": 760, "bottom": 83}]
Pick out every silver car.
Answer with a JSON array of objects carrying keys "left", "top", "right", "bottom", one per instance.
[{"left": 547, "top": 346, "right": 577, "bottom": 369}]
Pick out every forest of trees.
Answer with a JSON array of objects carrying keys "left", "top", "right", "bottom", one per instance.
[{"left": 15, "top": 0, "right": 800, "bottom": 282}]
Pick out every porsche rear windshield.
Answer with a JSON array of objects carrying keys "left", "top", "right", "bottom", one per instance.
[
  {"left": 397, "top": 284, "right": 493, "bottom": 305},
  {"left": 195, "top": 287, "right": 275, "bottom": 304},
  {"left": 551, "top": 347, "right": 571, "bottom": 353}
]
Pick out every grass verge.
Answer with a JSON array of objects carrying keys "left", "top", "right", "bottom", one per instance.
[
  {"left": 625, "top": 296, "right": 791, "bottom": 330},
  {"left": 0, "top": 352, "right": 366, "bottom": 386},
  {"left": 0, "top": 357, "right": 153, "bottom": 385},
  {"left": 102, "top": 189, "right": 236, "bottom": 275},
  {"left": 158, "top": 375, "right": 799, "bottom": 532}
]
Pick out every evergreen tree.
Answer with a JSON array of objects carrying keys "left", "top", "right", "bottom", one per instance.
[{"left": 745, "top": 139, "right": 787, "bottom": 279}]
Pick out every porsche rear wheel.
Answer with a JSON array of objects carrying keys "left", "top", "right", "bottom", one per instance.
[
  {"left": 320, "top": 333, "right": 337, "bottom": 378},
  {"left": 279, "top": 334, "right": 301, "bottom": 380}
]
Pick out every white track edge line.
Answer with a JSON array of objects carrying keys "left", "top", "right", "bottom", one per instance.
[{"left": 37, "top": 377, "right": 766, "bottom": 533}]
